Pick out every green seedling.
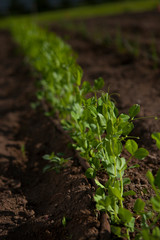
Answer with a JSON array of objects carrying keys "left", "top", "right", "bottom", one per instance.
[
  {"left": 21, "top": 143, "right": 26, "bottom": 157},
  {"left": 151, "top": 132, "right": 160, "bottom": 149},
  {"left": 43, "top": 152, "right": 69, "bottom": 173},
  {"left": 133, "top": 133, "right": 160, "bottom": 239},
  {"left": 134, "top": 169, "right": 160, "bottom": 240},
  {"left": 30, "top": 101, "right": 40, "bottom": 110},
  {"left": 62, "top": 216, "right": 67, "bottom": 227}
]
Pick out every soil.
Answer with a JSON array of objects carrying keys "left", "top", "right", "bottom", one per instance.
[
  {"left": 0, "top": 10, "right": 160, "bottom": 240},
  {"left": 0, "top": 31, "right": 100, "bottom": 240}
]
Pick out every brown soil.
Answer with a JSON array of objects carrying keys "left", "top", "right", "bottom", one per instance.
[
  {"left": 0, "top": 10, "right": 160, "bottom": 240},
  {"left": 0, "top": 31, "right": 100, "bottom": 240}
]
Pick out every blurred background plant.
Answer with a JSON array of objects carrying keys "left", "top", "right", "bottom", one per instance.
[{"left": 0, "top": 0, "right": 158, "bottom": 16}]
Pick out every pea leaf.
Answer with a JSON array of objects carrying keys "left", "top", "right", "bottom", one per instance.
[
  {"left": 146, "top": 170, "right": 154, "bottom": 186},
  {"left": 150, "top": 196, "right": 160, "bottom": 212},
  {"left": 76, "top": 67, "right": 82, "bottom": 86},
  {"left": 152, "top": 227, "right": 160, "bottom": 237},
  {"left": 85, "top": 168, "right": 96, "bottom": 179},
  {"left": 94, "top": 77, "right": 104, "bottom": 90},
  {"left": 123, "top": 178, "right": 131, "bottom": 185},
  {"left": 151, "top": 132, "right": 160, "bottom": 149},
  {"left": 129, "top": 104, "right": 140, "bottom": 118},
  {"left": 134, "top": 198, "right": 145, "bottom": 213},
  {"left": 95, "top": 179, "right": 105, "bottom": 189},
  {"left": 118, "top": 208, "right": 133, "bottom": 223},
  {"left": 123, "top": 190, "right": 136, "bottom": 197},
  {"left": 97, "top": 113, "right": 106, "bottom": 127},
  {"left": 109, "top": 186, "right": 123, "bottom": 201},
  {"left": 134, "top": 148, "right": 149, "bottom": 160},
  {"left": 111, "top": 225, "right": 121, "bottom": 237},
  {"left": 121, "top": 122, "right": 134, "bottom": 136},
  {"left": 81, "top": 81, "right": 92, "bottom": 95},
  {"left": 119, "top": 113, "right": 130, "bottom": 122},
  {"left": 125, "top": 139, "right": 138, "bottom": 156},
  {"left": 155, "top": 169, "right": 160, "bottom": 189}
]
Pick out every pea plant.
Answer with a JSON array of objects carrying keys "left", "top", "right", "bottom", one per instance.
[
  {"left": 128, "top": 133, "right": 160, "bottom": 240},
  {"left": 43, "top": 152, "right": 69, "bottom": 173},
  {"left": 134, "top": 169, "right": 160, "bottom": 240},
  {"left": 10, "top": 20, "right": 159, "bottom": 239},
  {"left": 57, "top": 81, "right": 148, "bottom": 238}
]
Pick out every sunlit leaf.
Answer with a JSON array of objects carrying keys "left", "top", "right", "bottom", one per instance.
[
  {"left": 151, "top": 132, "right": 160, "bottom": 150},
  {"left": 129, "top": 104, "right": 140, "bottom": 118},
  {"left": 134, "top": 148, "right": 149, "bottom": 160},
  {"left": 125, "top": 139, "right": 138, "bottom": 155},
  {"left": 118, "top": 208, "right": 133, "bottom": 223},
  {"left": 134, "top": 198, "right": 145, "bottom": 213}
]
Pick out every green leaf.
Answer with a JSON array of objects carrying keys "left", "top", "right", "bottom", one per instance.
[
  {"left": 109, "top": 186, "right": 123, "bottom": 201},
  {"left": 85, "top": 168, "right": 96, "bottom": 179},
  {"left": 94, "top": 77, "right": 104, "bottom": 90},
  {"left": 119, "top": 113, "right": 130, "bottom": 122},
  {"left": 123, "top": 178, "right": 131, "bottom": 185},
  {"left": 95, "top": 187, "right": 105, "bottom": 197},
  {"left": 76, "top": 67, "right": 82, "bottom": 86},
  {"left": 97, "top": 113, "right": 106, "bottom": 127},
  {"left": 112, "top": 140, "right": 122, "bottom": 156},
  {"left": 123, "top": 190, "right": 136, "bottom": 197},
  {"left": 62, "top": 216, "right": 67, "bottom": 227},
  {"left": 96, "top": 203, "right": 105, "bottom": 211},
  {"left": 81, "top": 81, "right": 92, "bottom": 95},
  {"left": 118, "top": 208, "right": 133, "bottom": 223},
  {"left": 134, "top": 198, "right": 145, "bottom": 213},
  {"left": 155, "top": 169, "right": 160, "bottom": 189},
  {"left": 106, "top": 120, "right": 113, "bottom": 135},
  {"left": 150, "top": 196, "right": 160, "bottom": 212},
  {"left": 134, "top": 148, "right": 149, "bottom": 160},
  {"left": 146, "top": 170, "right": 154, "bottom": 185},
  {"left": 116, "top": 157, "right": 126, "bottom": 172},
  {"left": 125, "top": 139, "right": 138, "bottom": 156},
  {"left": 141, "top": 229, "right": 150, "bottom": 240},
  {"left": 95, "top": 179, "right": 105, "bottom": 189},
  {"left": 127, "top": 217, "right": 135, "bottom": 232},
  {"left": 111, "top": 225, "right": 121, "bottom": 237},
  {"left": 43, "top": 154, "right": 51, "bottom": 160},
  {"left": 151, "top": 132, "right": 160, "bottom": 149},
  {"left": 129, "top": 104, "right": 140, "bottom": 118},
  {"left": 121, "top": 122, "right": 134, "bottom": 136},
  {"left": 43, "top": 164, "right": 52, "bottom": 173},
  {"left": 92, "top": 158, "right": 101, "bottom": 170},
  {"left": 88, "top": 105, "right": 97, "bottom": 117},
  {"left": 152, "top": 227, "right": 160, "bottom": 238},
  {"left": 129, "top": 164, "right": 140, "bottom": 169},
  {"left": 107, "top": 164, "right": 115, "bottom": 177}
]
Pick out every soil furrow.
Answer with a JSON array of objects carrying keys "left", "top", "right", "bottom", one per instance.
[{"left": 0, "top": 31, "right": 100, "bottom": 240}]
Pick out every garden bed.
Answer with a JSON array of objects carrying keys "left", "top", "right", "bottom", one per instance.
[{"left": 0, "top": 11, "right": 160, "bottom": 240}]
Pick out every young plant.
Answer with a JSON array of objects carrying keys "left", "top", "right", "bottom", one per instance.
[
  {"left": 134, "top": 169, "right": 160, "bottom": 240},
  {"left": 43, "top": 152, "right": 69, "bottom": 173},
  {"left": 132, "top": 132, "right": 160, "bottom": 239}
]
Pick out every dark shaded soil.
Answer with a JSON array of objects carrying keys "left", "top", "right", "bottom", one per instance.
[
  {"left": 0, "top": 10, "right": 160, "bottom": 240},
  {"left": 0, "top": 31, "right": 100, "bottom": 240}
]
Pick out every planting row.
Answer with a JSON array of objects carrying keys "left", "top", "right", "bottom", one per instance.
[{"left": 10, "top": 20, "right": 160, "bottom": 239}]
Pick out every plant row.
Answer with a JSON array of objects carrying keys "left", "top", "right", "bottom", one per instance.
[{"left": 10, "top": 20, "right": 160, "bottom": 239}]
